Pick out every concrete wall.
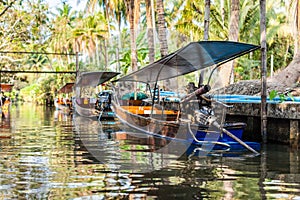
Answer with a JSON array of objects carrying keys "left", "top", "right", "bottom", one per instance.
[{"left": 225, "top": 102, "right": 300, "bottom": 146}]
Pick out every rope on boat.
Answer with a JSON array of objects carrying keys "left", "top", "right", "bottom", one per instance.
[
  {"left": 209, "top": 120, "right": 260, "bottom": 155},
  {"left": 188, "top": 147, "right": 231, "bottom": 159},
  {"left": 200, "top": 95, "right": 233, "bottom": 108}
]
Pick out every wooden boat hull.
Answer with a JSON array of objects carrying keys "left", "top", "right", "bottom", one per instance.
[
  {"left": 111, "top": 101, "right": 260, "bottom": 152},
  {"left": 1, "top": 100, "right": 10, "bottom": 118},
  {"left": 54, "top": 100, "right": 72, "bottom": 114},
  {"left": 74, "top": 99, "right": 116, "bottom": 120},
  {"left": 74, "top": 99, "right": 99, "bottom": 119}
]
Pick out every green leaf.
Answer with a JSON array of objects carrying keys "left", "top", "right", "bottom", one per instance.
[
  {"left": 287, "top": 93, "right": 295, "bottom": 101},
  {"left": 279, "top": 94, "right": 286, "bottom": 103},
  {"left": 269, "top": 90, "right": 277, "bottom": 100}
]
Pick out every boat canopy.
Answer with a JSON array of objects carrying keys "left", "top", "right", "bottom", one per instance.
[
  {"left": 116, "top": 41, "right": 260, "bottom": 83},
  {"left": 76, "top": 71, "right": 120, "bottom": 87},
  {"left": 0, "top": 83, "right": 14, "bottom": 92},
  {"left": 58, "top": 83, "right": 74, "bottom": 94}
]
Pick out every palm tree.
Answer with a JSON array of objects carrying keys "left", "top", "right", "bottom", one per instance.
[
  {"left": 26, "top": 54, "right": 49, "bottom": 71},
  {"left": 72, "top": 13, "right": 108, "bottom": 69},
  {"left": 156, "top": 0, "right": 168, "bottom": 57},
  {"left": 84, "top": 0, "right": 126, "bottom": 71},
  {"left": 219, "top": 0, "right": 240, "bottom": 86},
  {"left": 166, "top": 0, "right": 207, "bottom": 43},
  {"left": 145, "top": 0, "right": 155, "bottom": 63},
  {"left": 50, "top": 3, "right": 77, "bottom": 66},
  {"left": 124, "top": 0, "right": 140, "bottom": 72},
  {"left": 111, "top": 0, "right": 126, "bottom": 71},
  {"left": 85, "top": 0, "right": 141, "bottom": 72},
  {"left": 204, "top": 0, "right": 211, "bottom": 40}
]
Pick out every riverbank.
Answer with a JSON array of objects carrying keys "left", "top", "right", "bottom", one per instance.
[
  {"left": 212, "top": 79, "right": 300, "bottom": 96},
  {"left": 212, "top": 80, "right": 300, "bottom": 148}
]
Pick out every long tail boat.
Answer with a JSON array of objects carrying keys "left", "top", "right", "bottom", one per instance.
[
  {"left": 74, "top": 71, "right": 120, "bottom": 119},
  {"left": 54, "top": 82, "right": 74, "bottom": 114},
  {"left": 111, "top": 41, "right": 261, "bottom": 155}
]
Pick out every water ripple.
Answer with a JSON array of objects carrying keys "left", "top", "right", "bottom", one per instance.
[{"left": 0, "top": 104, "right": 299, "bottom": 199}]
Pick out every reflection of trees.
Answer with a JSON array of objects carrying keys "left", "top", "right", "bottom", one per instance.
[{"left": 3, "top": 103, "right": 300, "bottom": 199}]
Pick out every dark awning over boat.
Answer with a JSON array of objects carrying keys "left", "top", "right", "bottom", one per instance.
[
  {"left": 0, "top": 83, "right": 14, "bottom": 92},
  {"left": 58, "top": 83, "right": 74, "bottom": 93},
  {"left": 116, "top": 41, "right": 260, "bottom": 83},
  {"left": 76, "top": 71, "right": 120, "bottom": 87}
]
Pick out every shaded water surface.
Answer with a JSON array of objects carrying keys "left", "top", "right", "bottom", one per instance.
[{"left": 0, "top": 104, "right": 299, "bottom": 199}]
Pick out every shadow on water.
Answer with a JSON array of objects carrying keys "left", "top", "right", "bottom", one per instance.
[{"left": 0, "top": 103, "right": 299, "bottom": 199}]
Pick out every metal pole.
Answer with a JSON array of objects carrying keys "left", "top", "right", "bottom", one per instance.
[
  {"left": 260, "top": 0, "right": 267, "bottom": 143},
  {"left": 0, "top": 67, "right": 1, "bottom": 93},
  {"left": 76, "top": 52, "right": 79, "bottom": 78},
  {"left": 270, "top": 54, "right": 274, "bottom": 78}
]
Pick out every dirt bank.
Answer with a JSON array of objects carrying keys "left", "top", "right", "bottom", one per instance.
[{"left": 211, "top": 80, "right": 300, "bottom": 96}]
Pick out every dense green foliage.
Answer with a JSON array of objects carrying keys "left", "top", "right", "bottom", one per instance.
[{"left": 0, "top": 0, "right": 295, "bottom": 102}]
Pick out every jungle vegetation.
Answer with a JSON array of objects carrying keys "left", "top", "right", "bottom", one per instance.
[{"left": 0, "top": 0, "right": 298, "bottom": 102}]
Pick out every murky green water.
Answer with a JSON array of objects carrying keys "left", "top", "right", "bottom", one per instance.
[{"left": 0, "top": 103, "right": 299, "bottom": 199}]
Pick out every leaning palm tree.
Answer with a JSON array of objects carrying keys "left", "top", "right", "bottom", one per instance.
[
  {"left": 85, "top": 0, "right": 140, "bottom": 72},
  {"left": 269, "top": 0, "right": 300, "bottom": 87}
]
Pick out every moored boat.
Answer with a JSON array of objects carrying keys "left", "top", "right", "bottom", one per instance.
[
  {"left": 111, "top": 41, "right": 261, "bottom": 154},
  {"left": 0, "top": 84, "right": 13, "bottom": 119},
  {"left": 1, "top": 97, "right": 11, "bottom": 119},
  {"left": 54, "top": 82, "right": 74, "bottom": 114},
  {"left": 74, "top": 71, "right": 120, "bottom": 119}
]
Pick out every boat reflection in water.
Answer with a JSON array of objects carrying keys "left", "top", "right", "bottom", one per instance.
[
  {"left": 0, "top": 106, "right": 12, "bottom": 139},
  {"left": 73, "top": 112, "right": 259, "bottom": 175},
  {"left": 0, "top": 104, "right": 299, "bottom": 199},
  {"left": 54, "top": 109, "right": 72, "bottom": 122},
  {"left": 73, "top": 114, "right": 207, "bottom": 172}
]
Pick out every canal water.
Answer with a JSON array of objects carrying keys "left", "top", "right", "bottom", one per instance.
[{"left": 0, "top": 103, "right": 300, "bottom": 199}]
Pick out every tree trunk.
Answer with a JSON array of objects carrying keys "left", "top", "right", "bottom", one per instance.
[
  {"left": 296, "top": 0, "right": 300, "bottom": 55},
  {"left": 125, "top": 0, "right": 139, "bottom": 72},
  {"left": 104, "top": 39, "right": 108, "bottom": 70},
  {"left": 268, "top": 0, "right": 300, "bottom": 87},
  {"left": 117, "top": 25, "right": 122, "bottom": 72},
  {"left": 203, "top": 0, "right": 210, "bottom": 41},
  {"left": 133, "top": 0, "right": 140, "bottom": 70},
  {"left": 156, "top": 0, "right": 168, "bottom": 57},
  {"left": 219, "top": 0, "right": 239, "bottom": 87},
  {"left": 146, "top": 0, "right": 155, "bottom": 63},
  {"left": 104, "top": 0, "right": 110, "bottom": 70},
  {"left": 269, "top": 52, "right": 300, "bottom": 87}
]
